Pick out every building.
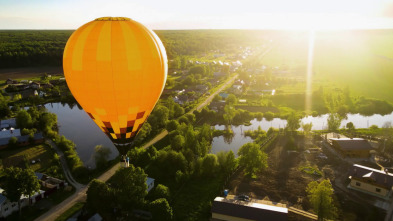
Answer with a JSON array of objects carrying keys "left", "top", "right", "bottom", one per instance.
[
  {"left": 0, "top": 118, "right": 16, "bottom": 130},
  {"left": 0, "top": 132, "right": 44, "bottom": 149},
  {"left": 211, "top": 196, "right": 288, "bottom": 221},
  {"left": 0, "top": 188, "right": 45, "bottom": 218},
  {"left": 0, "top": 129, "right": 21, "bottom": 139},
  {"left": 146, "top": 177, "right": 155, "bottom": 193},
  {"left": 329, "top": 138, "right": 373, "bottom": 158},
  {"left": 348, "top": 164, "right": 393, "bottom": 199}
]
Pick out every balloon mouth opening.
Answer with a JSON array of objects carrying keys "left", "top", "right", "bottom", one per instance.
[{"left": 95, "top": 17, "right": 131, "bottom": 21}]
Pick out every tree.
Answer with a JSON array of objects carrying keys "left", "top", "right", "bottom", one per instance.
[
  {"left": 223, "top": 105, "right": 236, "bottom": 125},
  {"left": 8, "top": 136, "right": 18, "bottom": 147},
  {"left": 94, "top": 145, "right": 112, "bottom": 169},
  {"left": 171, "top": 134, "right": 185, "bottom": 151},
  {"left": 226, "top": 94, "right": 237, "bottom": 106},
  {"left": 3, "top": 167, "right": 40, "bottom": 216},
  {"left": 109, "top": 165, "right": 148, "bottom": 212},
  {"left": 306, "top": 179, "right": 337, "bottom": 220},
  {"left": 327, "top": 113, "right": 342, "bottom": 132},
  {"left": 152, "top": 184, "right": 170, "bottom": 200},
  {"left": 166, "top": 120, "right": 179, "bottom": 132},
  {"left": 216, "top": 150, "right": 238, "bottom": 174},
  {"left": 201, "top": 154, "right": 219, "bottom": 177},
  {"left": 21, "top": 169, "right": 40, "bottom": 206},
  {"left": 286, "top": 112, "right": 300, "bottom": 132},
  {"left": 3, "top": 167, "right": 24, "bottom": 215},
  {"left": 150, "top": 198, "right": 173, "bottom": 221},
  {"left": 16, "top": 109, "right": 32, "bottom": 129},
  {"left": 87, "top": 179, "right": 113, "bottom": 219},
  {"left": 302, "top": 122, "right": 313, "bottom": 135},
  {"left": 346, "top": 122, "right": 355, "bottom": 131},
  {"left": 238, "top": 143, "right": 268, "bottom": 177}
]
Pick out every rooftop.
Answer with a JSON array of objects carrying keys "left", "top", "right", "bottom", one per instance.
[
  {"left": 212, "top": 196, "right": 288, "bottom": 221},
  {"left": 349, "top": 164, "right": 393, "bottom": 189},
  {"left": 329, "top": 138, "right": 373, "bottom": 151}
]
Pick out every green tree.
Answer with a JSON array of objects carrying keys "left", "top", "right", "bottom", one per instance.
[
  {"left": 217, "top": 150, "right": 238, "bottom": 174},
  {"left": 238, "top": 143, "right": 268, "bottom": 177},
  {"left": 346, "top": 122, "right": 355, "bottom": 131},
  {"left": 94, "top": 145, "right": 112, "bottom": 169},
  {"left": 201, "top": 154, "right": 219, "bottom": 177},
  {"left": 264, "top": 111, "right": 274, "bottom": 121},
  {"left": 150, "top": 198, "right": 173, "bottom": 221},
  {"left": 173, "top": 104, "right": 184, "bottom": 118},
  {"left": 16, "top": 109, "right": 32, "bottom": 129},
  {"left": 223, "top": 105, "right": 236, "bottom": 125},
  {"left": 286, "top": 112, "right": 300, "bottom": 132},
  {"left": 327, "top": 113, "right": 342, "bottom": 132},
  {"left": 171, "top": 134, "right": 185, "bottom": 151},
  {"left": 3, "top": 167, "right": 40, "bottom": 216},
  {"left": 166, "top": 120, "right": 179, "bottom": 132},
  {"left": 152, "top": 184, "right": 170, "bottom": 200},
  {"left": 226, "top": 94, "right": 237, "bottom": 106},
  {"left": 302, "top": 122, "right": 313, "bottom": 135},
  {"left": 109, "top": 165, "right": 148, "bottom": 213},
  {"left": 21, "top": 169, "right": 40, "bottom": 206},
  {"left": 8, "top": 136, "right": 18, "bottom": 147},
  {"left": 86, "top": 179, "right": 113, "bottom": 219},
  {"left": 306, "top": 179, "right": 337, "bottom": 220}
]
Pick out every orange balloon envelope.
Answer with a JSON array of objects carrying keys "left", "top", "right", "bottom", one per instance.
[{"left": 63, "top": 17, "right": 167, "bottom": 154}]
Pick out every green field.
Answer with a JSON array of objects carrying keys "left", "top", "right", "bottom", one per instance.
[{"left": 261, "top": 30, "right": 393, "bottom": 103}]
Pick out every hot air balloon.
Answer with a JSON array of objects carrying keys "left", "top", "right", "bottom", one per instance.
[{"left": 63, "top": 17, "right": 167, "bottom": 155}]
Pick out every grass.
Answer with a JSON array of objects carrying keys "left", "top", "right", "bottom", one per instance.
[
  {"left": 261, "top": 30, "right": 393, "bottom": 103},
  {"left": 0, "top": 143, "right": 55, "bottom": 172},
  {"left": 54, "top": 202, "right": 84, "bottom": 221}
]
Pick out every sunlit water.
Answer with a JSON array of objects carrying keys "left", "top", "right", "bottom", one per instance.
[
  {"left": 43, "top": 102, "right": 392, "bottom": 165},
  {"left": 212, "top": 112, "right": 393, "bottom": 155}
]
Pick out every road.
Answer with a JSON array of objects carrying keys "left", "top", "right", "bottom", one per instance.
[{"left": 35, "top": 74, "right": 238, "bottom": 221}]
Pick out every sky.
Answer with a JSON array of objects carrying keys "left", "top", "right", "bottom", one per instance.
[{"left": 1, "top": 0, "right": 393, "bottom": 30}]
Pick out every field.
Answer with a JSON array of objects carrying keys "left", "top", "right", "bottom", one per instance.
[
  {"left": 0, "top": 143, "right": 55, "bottom": 172},
  {"left": 261, "top": 30, "right": 393, "bottom": 103},
  {"left": 227, "top": 134, "right": 386, "bottom": 220}
]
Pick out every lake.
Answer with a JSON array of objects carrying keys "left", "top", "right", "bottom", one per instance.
[
  {"left": 45, "top": 103, "right": 118, "bottom": 168},
  {"left": 211, "top": 112, "right": 393, "bottom": 155},
  {"left": 44, "top": 102, "right": 393, "bottom": 165}
]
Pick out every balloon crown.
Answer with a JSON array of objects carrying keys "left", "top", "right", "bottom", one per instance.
[{"left": 95, "top": 17, "right": 131, "bottom": 21}]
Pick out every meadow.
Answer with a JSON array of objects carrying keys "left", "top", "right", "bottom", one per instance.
[{"left": 260, "top": 30, "right": 393, "bottom": 103}]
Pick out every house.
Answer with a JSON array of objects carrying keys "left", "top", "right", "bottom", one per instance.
[
  {"left": 348, "top": 164, "right": 393, "bottom": 198},
  {"left": 329, "top": 138, "right": 373, "bottom": 158},
  {"left": 0, "top": 129, "right": 21, "bottom": 139},
  {"left": 211, "top": 196, "right": 288, "bottom": 221},
  {"left": 35, "top": 172, "right": 66, "bottom": 197},
  {"left": 30, "top": 82, "right": 40, "bottom": 89},
  {"left": 0, "top": 132, "right": 44, "bottom": 149},
  {"left": 0, "top": 188, "right": 45, "bottom": 218},
  {"left": 146, "top": 177, "right": 155, "bottom": 193},
  {"left": 5, "top": 79, "right": 18, "bottom": 85},
  {"left": 0, "top": 119, "right": 16, "bottom": 130}
]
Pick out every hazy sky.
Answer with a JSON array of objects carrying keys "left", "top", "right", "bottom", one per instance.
[{"left": 1, "top": 0, "right": 393, "bottom": 30}]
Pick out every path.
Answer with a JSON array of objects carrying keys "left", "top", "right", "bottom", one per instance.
[
  {"left": 190, "top": 74, "right": 238, "bottom": 113},
  {"left": 48, "top": 140, "right": 84, "bottom": 190},
  {"left": 35, "top": 163, "right": 120, "bottom": 221},
  {"left": 35, "top": 74, "right": 238, "bottom": 220}
]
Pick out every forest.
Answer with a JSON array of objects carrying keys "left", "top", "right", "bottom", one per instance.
[{"left": 0, "top": 29, "right": 274, "bottom": 68}]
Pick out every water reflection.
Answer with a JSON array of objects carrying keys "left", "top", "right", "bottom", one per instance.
[
  {"left": 45, "top": 102, "right": 118, "bottom": 168},
  {"left": 211, "top": 111, "right": 393, "bottom": 156}
]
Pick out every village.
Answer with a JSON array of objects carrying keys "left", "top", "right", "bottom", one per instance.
[{"left": 0, "top": 29, "right": 393, "bottom": 221}]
